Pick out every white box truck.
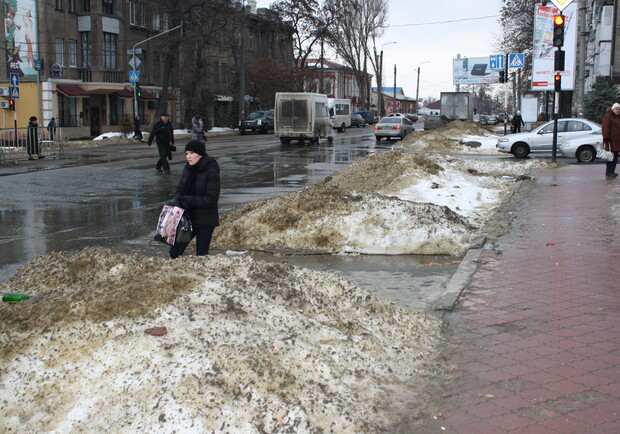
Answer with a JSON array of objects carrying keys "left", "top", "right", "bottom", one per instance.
[
  {"left": 440, "top": 92, "right": 474, "bottom": 121},
  {"left": 328, "top": 98, "right": 352, "bottom": 132},
  {"left": 275, "top": 92, "right": 333, "bottom": 145}
]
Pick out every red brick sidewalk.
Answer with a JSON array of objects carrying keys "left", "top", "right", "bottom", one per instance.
[{"left": 429, "top": 164, "right": 620, "bottom": 433}]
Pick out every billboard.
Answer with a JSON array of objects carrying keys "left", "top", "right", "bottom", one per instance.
[
  {"left": 531, "top": 3, "right": 577, "bottom": 91},
  {"left": 453, "top": 57, "right": 501, "bottom": 85},
  {"left": 4, "top": 0, "right": 39, "bottom": 77}
]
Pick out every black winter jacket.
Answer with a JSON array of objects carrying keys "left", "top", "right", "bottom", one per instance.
[
  {"left": 174, "top": 155, "right": 220, "bottom": 227},
  {"left": 148, "top": 120, "right": 175, "bottom": 146}
]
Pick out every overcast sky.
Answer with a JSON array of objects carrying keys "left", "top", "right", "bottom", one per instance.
[{"left": 254, "top": 0, "right": 502, "bottom": 102}]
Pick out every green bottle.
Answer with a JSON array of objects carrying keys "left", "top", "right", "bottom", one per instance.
[{"left": 2, "top": 293, "right": 34, "bottom": 303}]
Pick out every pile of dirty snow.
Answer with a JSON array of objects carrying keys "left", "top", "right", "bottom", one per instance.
[
  {"left": 402, "top": 120, "right": 500, "bottom": 154},
  {"left": 0, "top": 247, "right": 444, "bottom": 432},
  {"left": 212, "top": 150, "right": 553, "bottom": 255}
]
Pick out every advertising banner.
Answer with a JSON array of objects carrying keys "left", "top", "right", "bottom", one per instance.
[
  {"left": 453, "top": 57, "right": 501, "bottom": 85},
  {"left": 4, "top": 0, "right": 39, "bottom": 77},
  {"left": 531, "top": 3, "right": 577, "bottom": 91}
]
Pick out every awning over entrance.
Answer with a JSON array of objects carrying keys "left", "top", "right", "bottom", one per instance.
[
  {"left": 56, "top": 84, "right": 90, "bottom": 97},
  {"left": 114, "top": 88, "right": 134, "bottom": 98},
  {"left": 139, "top": 89, "right": 156, "bottom": 101}
]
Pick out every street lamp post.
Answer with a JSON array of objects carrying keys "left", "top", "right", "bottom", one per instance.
[
  {"left": 415, "top": 61, "right": 430, "bottom": 113},
  {"left": 375, "top": 41, "right": 396, "bottom": 117}
]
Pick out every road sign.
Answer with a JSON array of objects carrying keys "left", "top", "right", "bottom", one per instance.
[
  {"left": 10, "top": 73, "right": 19, "bottom": 86},
  {"left": 129, "top": 70, "right": 140, "bottom": 82},
  {"left": 127, "top": 48, "right": 143, "bottom": 55},
  {"left": 489, "top": 54, "right": 505, "bottom": 70},
  {"left": 9, "top": 86, "right": 20, "bottom": 99},
  {"left": 549, "top": 0, "right": 574, "bottom": 12},
  {"left": 128, "top": 56, "right": 141, "bottom": 70},
  {"left": 509, "top": 53, "right": 525, "bottom": 68}
]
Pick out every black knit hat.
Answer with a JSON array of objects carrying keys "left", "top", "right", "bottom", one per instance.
[{"left": 184, "top": 139, "right": 206, "bottom": 157}]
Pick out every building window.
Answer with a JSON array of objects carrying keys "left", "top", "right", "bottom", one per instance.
[
  {"left": 140, "top": 4, "right": 146, "bottom": 27},
  {"left": 129, "top": 2, "right": 136, "bottom": 25},
  {"left": 162, "top": 13, "right": 169, "bottom": 31},
  {"left": 55, "top": 0, "right": 63, "bottom": 10},
  {"left": 102, "top": 0, "right": 113, "bottom": 15},
  {"left": 82, "top": 0, "right": 90, "bottom": 13},
  {"left": 58, "top": 94, "right": 78, "bottom": 127},
  {"left": 55, "top": 38, "right": 64, "bottom": 66},
  {"left": 153, "top": 11, "right": 160, "bottom": 30},
  {"left": 80, "top": 32, "right": 92, "bottom": 68},
  {"left": 68, "top": 0, "right": 76, "bottom": 13},
  {"left": 103, "top": 32, "right": 117, "bottom": 69},
  {"left": 109, "top": 94, "right": 124, "bottom": 125},
  {"left": 68, "top": 40, "right": 77, "bottom": 67}
]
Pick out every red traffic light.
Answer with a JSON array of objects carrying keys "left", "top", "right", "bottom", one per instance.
[
  {"left": 553, "top": 15, "right": 565, "bottom": 47},
  {"left": 8, "top": 99, "right": 15, "bottom": 110},
  {"left": 553, "top": 15, "right": 565, "bottom": 26},
  {"left": 554, "top": 74, "right": 562, "bottom": 92}
]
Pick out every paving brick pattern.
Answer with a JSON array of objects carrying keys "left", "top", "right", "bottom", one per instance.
[{"left": 431, "top": 164, "right": 620, "bottom": 433}]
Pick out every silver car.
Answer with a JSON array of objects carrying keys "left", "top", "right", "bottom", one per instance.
[
  {"left": 496, "top": 118, "right": 601, "bottom": 158},
  {"left": 374, "top": 116, "right": 415, "bottom": 141},
  {"left": 559, "top": 129, "right": 602, "bottom": 163}
]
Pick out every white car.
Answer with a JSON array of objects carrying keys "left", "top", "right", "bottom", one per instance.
[
  {"left": 496, "top": 118, "right": 601, "bottom": 158},
  {"left": 559, "top": 129, "right": 602, "bottom": 163}
]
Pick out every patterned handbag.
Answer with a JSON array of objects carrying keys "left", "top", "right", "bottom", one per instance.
[{"left": 154, "top": 205, "right": 193, "bottom": 245}]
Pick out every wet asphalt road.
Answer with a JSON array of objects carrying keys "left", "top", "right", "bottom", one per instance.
[{"left": 0, "top": 127, "right": 465, "bottom": 313}]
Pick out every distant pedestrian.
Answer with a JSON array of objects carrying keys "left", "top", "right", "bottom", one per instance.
[
  {"left": 47, "top": 117, "right": 56, "bottom": 141},
  {"left": 147, "top": 112, "right": 175, "bottom": 174},
  {"left": 133, "top": 115, "right": 143, "bottom": 142},
  {"left": 512, "top": 111, "right": 525, "bottom": 133},
  {"left": 191, "top": 114, "right": 207, "bottom": 144},
  {"left": 169, "top": 139, "right": 220, "bottom": 258},
  {"left": 601, "top": 103, "right": 620, "bottom": 178},
  {"left": 27, "top": 116, "right": 44, "bottom": 160}
]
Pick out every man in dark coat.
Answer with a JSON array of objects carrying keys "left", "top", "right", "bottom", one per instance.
[
  {"left": 27, "top": 116, "right": 44, "bottom": 160},
  {"left": 512, "top": 111, "right": 525, "bottom": 133},
  {"left": 133, "top": 115, "right": 143, "bottom": 142},
  {"left": 147, "top": 112, "right": 174, "bottom": 174},
  {"left": 169, "top": 140, "right": 220, "bottom": 258}
]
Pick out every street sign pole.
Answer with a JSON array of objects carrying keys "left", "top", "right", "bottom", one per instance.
[{"left": 129, "top": 21, "right": 186, "bottom": 119}]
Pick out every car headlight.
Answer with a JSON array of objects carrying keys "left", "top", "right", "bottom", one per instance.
[
  {"left": 257, "top": 119, "right": 262, "bottom": 125},
  {"left": 498, "top": 137, "right": 509, "bottom": 143}
]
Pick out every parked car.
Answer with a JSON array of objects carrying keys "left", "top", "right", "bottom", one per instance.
[
  {"left": 480, "top": 114, "right": 499, "bottom": 125},
  {"left": 559, "top": 129, "right": 602, "bottom": 163},
  {"left": 239, "top": 109, "right": 274, "bottom": 134},
  {"left": 374, "top": 116, "right": 415, "bottom": 141},
  {"left": 496, "top": 113, "right": 512, "bottom": 123},
  {"left": 496, "top": 118, "right": 601, "bottom": 158},
  {"left": 353, "top": 110, "right": 377, "bottom": 125},
  {"left": 351, "top": 113, "right": 366, "bottom": 128},
  {"left": 405, "top": 113, "right": 419, "bottom": 123},
  {"left": 424, "top": 114, "right": 447, "bottom": 130}
]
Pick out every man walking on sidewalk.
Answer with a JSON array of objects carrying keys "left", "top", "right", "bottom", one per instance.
[{"left": 147, "top": 112, "right": 174, "bottom": 174}]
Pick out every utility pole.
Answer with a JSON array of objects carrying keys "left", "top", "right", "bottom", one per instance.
[
  {"left": 238, "top": 2, "right": 247, "bottom": 124},
  {"left": 393, "top": 64, "right": 397, "bottom": 114}
]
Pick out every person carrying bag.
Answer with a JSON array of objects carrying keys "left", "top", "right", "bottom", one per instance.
[{"left": 168, "top": 140, "right": 220, "bottom": 258}]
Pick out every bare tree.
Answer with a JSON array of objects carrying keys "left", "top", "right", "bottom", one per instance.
[{"left": 324, "top": 0, "right": 388, "bottom": 109}]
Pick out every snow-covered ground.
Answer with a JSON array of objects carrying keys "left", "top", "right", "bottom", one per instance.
[{"left": 0, "top": 121, "right": 558, "bottom": 432}]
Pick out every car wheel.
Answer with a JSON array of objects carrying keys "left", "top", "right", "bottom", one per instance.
[
  {"left": 576, "top": 145, "right": 596, "bottom": 163},
  {"left": 240, "top": 129, "right": 245, "bottom": 135},
  {"left": 338, "top": 123, "right": 346, "bottom": 133},
  {"left": 512, "top": 142, "right": 530, "bottom": 158},
  {"left": 279, "top": 138, "right": 290, "bottom": 145}
]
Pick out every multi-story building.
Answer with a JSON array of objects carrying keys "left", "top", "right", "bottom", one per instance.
[{"left": 1, "top": 0, "right": 293, "bottom": 137}]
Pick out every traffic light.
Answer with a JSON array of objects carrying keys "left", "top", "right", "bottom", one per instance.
[
  {"left": 554, "top": 74, "right": 562, "bottom": 92},
  {"left": 8, "top": 99, "right": 15, "bottom": 110},
  {"left": 499, "top": 70, "right": 505, "bottom": 83},
  {"left": 553, "top": 15, "right": 565, "bottom": 47},
  {"left": 554, "top": 49, "right": 565, "bottom": 71},
  {"left": 136, "top": 84, "right": 141, "bottom": 98}
]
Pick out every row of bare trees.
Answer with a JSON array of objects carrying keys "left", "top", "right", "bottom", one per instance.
[{"left": 146, "top": 0, "right": 390, "bottom": 127}]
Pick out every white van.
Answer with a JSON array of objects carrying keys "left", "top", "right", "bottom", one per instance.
[
  {"left": 275, "top": 92, "right": 333, "bottom": 145},
  {"left": 327, "top": 98, "right": 352, "bottom": 132}
]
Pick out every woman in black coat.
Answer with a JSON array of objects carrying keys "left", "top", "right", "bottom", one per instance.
[{"left": 170, "top": 140, "right": 220, "bottom": 258}]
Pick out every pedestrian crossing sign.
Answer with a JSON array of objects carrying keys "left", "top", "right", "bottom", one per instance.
[
  {"left": 509, "top": 53, "right": 525, "bottom": 69},
  {"left": 129, "top": 71, "right": 140, "bottom": 82},
  {"left": 9, "top": 86, "right": 19, "bottom": 99}
]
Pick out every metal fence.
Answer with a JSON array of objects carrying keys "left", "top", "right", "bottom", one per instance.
[{"left": 0, "top": 126, "right": 65, "bottom": 163}]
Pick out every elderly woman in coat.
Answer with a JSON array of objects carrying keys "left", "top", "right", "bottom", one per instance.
[
  {"left": 602, "top": 102, "right": 620, "bottom": 178},
  {"left": 191, "top": 114, "right": 206, "bottom": 144}
]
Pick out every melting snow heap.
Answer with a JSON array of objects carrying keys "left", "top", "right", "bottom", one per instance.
[{"left": 1, "top": 248, "right": 445, "bottom": 432}]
